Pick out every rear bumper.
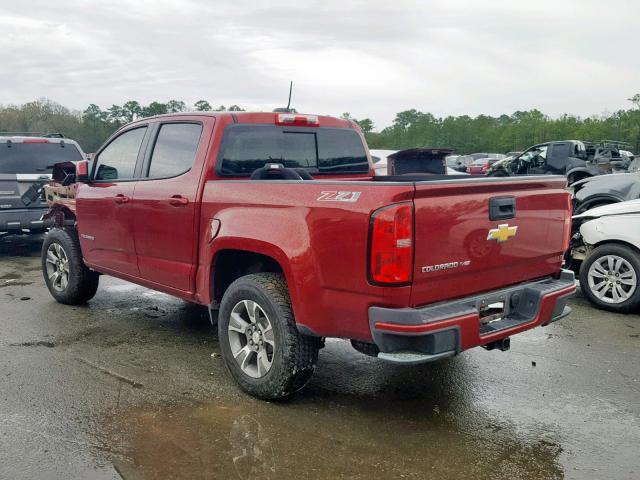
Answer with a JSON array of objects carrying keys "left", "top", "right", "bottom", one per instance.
[
  {"left": 0, "top": 208, "right": 48, "bottom": 232},
  {"left": 368, "top": 270, "right": 576, "bottom": 364}
]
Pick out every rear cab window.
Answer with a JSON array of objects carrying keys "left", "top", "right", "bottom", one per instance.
[
  {"left": 0, "top": 142, "right": 83, "bottom": 174},
  {"left": 146, "top": 123, "right": 202, "bottom": 179},
  {"left": 217, "top": 125, "right": 369, "bottom": 176}
]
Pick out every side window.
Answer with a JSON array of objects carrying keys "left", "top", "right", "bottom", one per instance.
[
  {"left": 94, "top": 127, "right": 147, "bottom": 180},
  {"left": 147, "top": 123, "right": 202, "bottom": 178}
]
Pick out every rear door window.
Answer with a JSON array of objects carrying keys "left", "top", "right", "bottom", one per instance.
[
  {"left": 0, "top": 142, "right": 83, "bottom": 174},
  {"left": 147, "top": 123, "right": 203, "bottom": 179},
  {"left": 218, "top": 125, "right": 369, "bottom": 175},
  {"left": 94, "top": 127, "right": 147, "bottom": 181}
]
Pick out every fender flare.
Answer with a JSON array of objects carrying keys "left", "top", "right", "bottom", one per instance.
[{"left": 196, "top": 237, "right": 298, "bottom": 307}]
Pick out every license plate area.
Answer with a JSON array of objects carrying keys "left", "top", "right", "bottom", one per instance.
[{"left": 479, "top": 302, "right": 505, "bottom": 325}]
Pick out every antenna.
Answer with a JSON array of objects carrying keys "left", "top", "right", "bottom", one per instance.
[
  {"left": 286, "top": 81, "right": 293, "bottom": 111},
  {"left": 272, "top": 81, "right": 296, "bottom": 113}
]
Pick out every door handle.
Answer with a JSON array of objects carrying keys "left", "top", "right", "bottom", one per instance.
[
  {"left": 114, "top": 194, "right": 130, "bottom": 204},
  {"left": 168, "top": 195, "right": 189, "bottom": 206}
]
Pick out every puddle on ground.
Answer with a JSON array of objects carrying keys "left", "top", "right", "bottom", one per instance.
[{"left": 107, "top": 397, "right": 564, "bottom": 480}]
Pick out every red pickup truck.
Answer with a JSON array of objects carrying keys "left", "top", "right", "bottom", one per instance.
[{"left": 42, "top": 112, "right": 575, "bottom": 399}]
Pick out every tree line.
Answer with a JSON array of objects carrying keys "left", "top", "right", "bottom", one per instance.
[
  {"left": 361, "top": 94, "right": 640, "bottom": 154},
  {"left": 0, "top": 98, "right": 245, "bottom": 152},
  {"left": 1, "top": 96, "right": 639, "bottom": 154}
]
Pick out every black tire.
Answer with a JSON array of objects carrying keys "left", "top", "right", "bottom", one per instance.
[
  {"left": 41, "top": 228, "right": 99, "bottom": 305},
  {"left": 488, "top": 170, "right": 508, "bottom": 177},
  {"left": 579, "top": 243, "right": 640, "bottom": 313},
  {"left": 218, "top": 273, "right": 320, "bottom": 400}
]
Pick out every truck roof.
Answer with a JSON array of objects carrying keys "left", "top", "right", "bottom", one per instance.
[
  {"left": 126, "top": 111, "right": 356, "bottom": 129},
  {"left": 0, "top": 135, "right": 84, "bottom": 151}
]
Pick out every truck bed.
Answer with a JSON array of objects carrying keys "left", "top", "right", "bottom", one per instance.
[{"left": 198, "top": 174, "right": 570, "bottom": 340}]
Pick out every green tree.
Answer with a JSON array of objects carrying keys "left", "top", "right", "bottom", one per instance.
[
  {"left": 107, "top": 104, "right": 125, "bottom": 123},
  {"left": 166, "top": 100, "right": 186, "bottom": 113},
  {"left": 141, "top": 102, "right": 168, "bottom": 117},
  {"left": 355, "top": 118, "right": 374, "bottom": 134},
  {"left": 122, "top": 100, "right": 142, "bottom": 122},
  {"left": 194, "top": 100, "right": 212, "bottom": 111}
]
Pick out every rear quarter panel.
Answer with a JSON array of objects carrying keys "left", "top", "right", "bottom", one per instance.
[{"left": 196, "top": 181, "right": 414, "bottom": 340}]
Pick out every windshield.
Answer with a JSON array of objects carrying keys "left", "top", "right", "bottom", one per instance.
[
  {"left": 518, "top": 146, "right": 547, "bottom": 162},
  {"left": 218, "top": 125, "right": 369, "bottom": 175},
  {"left": 471, "top": 158, "right": 488, "bottom": 165},
  {"left": 0, "top": 142, "right": 83, "bottom": 174}
]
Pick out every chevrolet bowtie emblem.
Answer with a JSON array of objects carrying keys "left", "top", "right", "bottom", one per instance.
[{"left": 487, "top": 224, "right": 518, "bottom": 243}]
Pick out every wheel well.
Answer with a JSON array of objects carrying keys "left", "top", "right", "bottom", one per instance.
[
  {"left": 43, "top": 204, "right": 77, "bottom": 228},
  {"left": 211, "top": 250, "right": 284, "bottom": 302},
  {"left": 593, "top": 239, "right": 640, "bottom": 255}
]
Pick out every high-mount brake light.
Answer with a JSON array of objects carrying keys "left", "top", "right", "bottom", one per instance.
[
  {"left": 369, "top": 203, "right": 414, "bottom": 285},
  {"left": 276, "top": 113, "right": 319, "bottom": 126},
  {"left": 23, "top": 139, "right": 50, "bottom": 144}
]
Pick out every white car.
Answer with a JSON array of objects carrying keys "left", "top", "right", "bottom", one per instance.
[
  {"left": 369, "top": 149, "right": 465, "bottom": 176},
  {"left": 572, "top": 200, "right": 640, "bottom": 312}
]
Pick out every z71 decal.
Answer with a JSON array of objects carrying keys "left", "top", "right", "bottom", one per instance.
[{"left": 317, "top": 191, "right": 362, "bottom": 202}]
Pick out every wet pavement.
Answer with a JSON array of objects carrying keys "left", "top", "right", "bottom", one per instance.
[{"left": 0, "top": 234, "right": 638, "bottom": 479}]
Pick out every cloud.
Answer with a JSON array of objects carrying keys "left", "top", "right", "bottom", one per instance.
[{"left": 0, "top": 0, "right": 638, "bottom": 129}]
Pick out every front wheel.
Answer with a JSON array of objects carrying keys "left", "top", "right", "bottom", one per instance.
[
  {"left": 218, "top": 273, "right": 320, "bottom": 400},
  {"left": 579, "top": 244, "right": 640, "bottom": 313},
  {"left": 41, "top": 228, "right": 99, "bottom": 305}
]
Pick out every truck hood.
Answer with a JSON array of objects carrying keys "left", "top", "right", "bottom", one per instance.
[{"left": 573, "top": 199, "right": 640, "bottom": 219}]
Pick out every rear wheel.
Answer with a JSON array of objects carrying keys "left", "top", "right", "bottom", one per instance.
[
  {"left": 579, "top": 243, "right": 640, "bottom": 313},
  {"left": 42, "top": 228, "right": 99, "bottom": 304},
  {"left": 218, "top": 273, "right": 320, "bottom": 400}
]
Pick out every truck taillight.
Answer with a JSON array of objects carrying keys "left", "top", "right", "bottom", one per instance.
[
  {"left": 369, "top": 203, "right": 414, "bottom": 285},
  {"left": 276, "top": 113, "right": 319, "bottom": 126},
  {"left": 562, "top": 193, "right": 572, "bottom": 252}
]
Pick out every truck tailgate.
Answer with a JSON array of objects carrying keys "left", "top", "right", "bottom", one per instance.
[{"left": 410, "top": 177, "right": 570, "bottom": 307}]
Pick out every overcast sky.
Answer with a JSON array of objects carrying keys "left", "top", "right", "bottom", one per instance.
[{"left": 0, "top": 0, "right": 638, "bottom": 129}]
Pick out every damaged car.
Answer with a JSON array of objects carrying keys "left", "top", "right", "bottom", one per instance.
[
  {"left": 487, "top": 140, "right": 631, "bottom": 185},
  {"left": 571, "top": 200, "right": 640, "bottom": 312},
  {"left": 572, "top": 171, "right": 640, "bottom": 214}
]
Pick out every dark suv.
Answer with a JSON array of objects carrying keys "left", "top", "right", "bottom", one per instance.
[{"left": 0, "top": 134, "right": 85, "bottom": 236}]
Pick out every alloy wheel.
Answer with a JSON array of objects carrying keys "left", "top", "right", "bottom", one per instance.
[
  {"left": 587, "top": 254, "right": 637, "bottom": 304},
  {"left": 45, "top": 243, "right": 70, "bottom": 292},
  {"left": 227, "top": 300, "right": 275, "bottom": 378}
]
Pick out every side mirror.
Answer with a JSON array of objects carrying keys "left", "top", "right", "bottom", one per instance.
[{"left": 75, "top": 160, "right": 90, "bottom": 183}]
